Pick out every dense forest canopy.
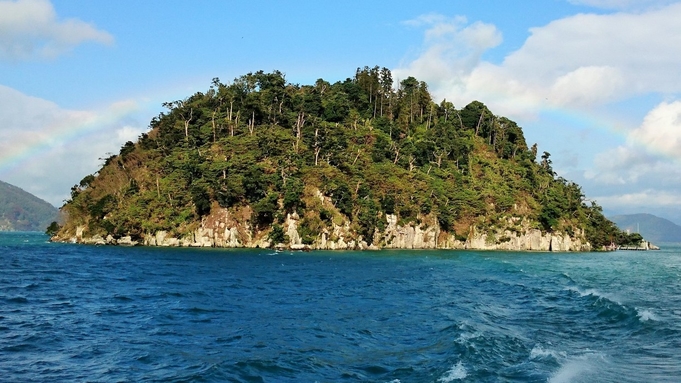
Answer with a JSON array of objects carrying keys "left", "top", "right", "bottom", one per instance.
[{"left": 57, "top": 66, "right": 636, "bottom": 249}]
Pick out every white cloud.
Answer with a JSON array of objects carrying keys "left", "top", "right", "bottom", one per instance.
[
  {"left": 0, "top": 85, "right": 146, "bottom": 206},
  {"left": 393, "top": 14, "right": 502, "bottom": 106},
  {"left": 628, "top": 100, "right": 681, "bottom": 156},
  {"left": 0, "top": 0, "right": 113, "bottom": 60},
  {"left": 395, "top": 6, "right": 681, "bottom": 219},
  {"left": 395, "top": 4, "right": 681, "bottom": 117},
  {"left": 566, "top": 0, "right": 678, "bottom": 10},
  {"left": 550, "top": 66, "right": 626, "bottom": 107},
  {"left": 585, "top": 100, "right": 681, "bottom": 187},
  {"left": 593, "top": 189, "right": 681, "bottom": 208}
]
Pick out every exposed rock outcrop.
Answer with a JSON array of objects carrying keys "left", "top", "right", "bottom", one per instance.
[{"left": 60, "top": 205, "right": 591, "bottom": 252}]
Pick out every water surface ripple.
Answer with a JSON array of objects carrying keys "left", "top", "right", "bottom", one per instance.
[{"left": 1, "top": 232, "right": 680, "bottom": 382}]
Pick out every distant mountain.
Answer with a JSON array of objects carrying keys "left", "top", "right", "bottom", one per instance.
[
  {"left": 609, "top": 213, "right": 681, "bottom": 243},
  {"left": 0, "top": 180, "right": 59, "bottom": 232}
]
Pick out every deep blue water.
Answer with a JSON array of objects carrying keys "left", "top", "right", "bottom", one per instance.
[{"left": 1, "top": 232, "right": 681, "bottom": 382}]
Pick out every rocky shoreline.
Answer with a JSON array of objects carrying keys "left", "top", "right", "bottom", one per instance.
[{"left": 56, "top": 208, "right": 591, "bottom": 252}]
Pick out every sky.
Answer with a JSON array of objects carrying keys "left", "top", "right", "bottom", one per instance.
[{"left": 1, "top": 0, "right": 681, "bottom": 225}]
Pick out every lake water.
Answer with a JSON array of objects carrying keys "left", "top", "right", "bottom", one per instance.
[{"left": 1, "top": 231, "right": 680, "bottom": 382}]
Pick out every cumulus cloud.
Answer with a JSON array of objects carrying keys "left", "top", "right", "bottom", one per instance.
[
  {"left": 585, "top": 100, "right": 681, "bottom": 187},
  {"left": 0, "top": 0, "right": 113, "bottom": 60},
  {"left": 550, "top": 66, "right": 626, "bottom": 106},
  {"left": 394, "top": 4, "right": 681, "bottom": 117},
  {"left": 395, "top": 6, "right": 681, "bottom": 218},
  {"left": 0, "top": 85, "right": 147, "bottom": 206},
  {"left": 393, "top": 14, "right": 502, "bottom": 106},
  {"left": 628, "top": 101, "right": 681, "bottom": 157}
]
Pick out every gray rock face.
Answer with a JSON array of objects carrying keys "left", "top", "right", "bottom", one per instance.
[
  {"left": 135, "top": 209, "right": 589, "bottom": 252},
  {"left": 65, "top": 191, "right": 591, "bottom": 252},
  {"left": 380, "top": 214, "right": 439, "bottom": 249}
]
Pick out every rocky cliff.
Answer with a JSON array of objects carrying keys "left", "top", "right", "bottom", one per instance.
[{"left": 61, "top": 203, "right": 591, "bottom": 252}]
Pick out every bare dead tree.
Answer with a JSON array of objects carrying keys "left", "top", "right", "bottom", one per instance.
[
  {"left": 183, "top": 107, "right": 193, "bottom": 140},
  {"left": 294, "top": 111, "right": 305, "bottom": 153},
  {"left": 475, "top": 110, "right": 484, "bottom": 137},
  {"left": 247, "top": 111, "right": 255, "bottom": 135},
  {"left": 391, "top": 142, "right": 400, "bottom": 164},
  {"left": 314, "top": 127, "right": 321, "bottom": 165},
  {"left": 352, "top": 149, "right": 361, "bottom": 165}
]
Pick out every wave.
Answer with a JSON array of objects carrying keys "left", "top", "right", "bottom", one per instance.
[
  {"left": 4, "top": 296, "right": 28, "bottom": 304},
  {"left": 438, "top": 362, "right": 467, "bottom": 382},
  {"left": 548, "top": 353, "right": 605, "bottom": 383},
  {"left": 456, "top": 331, "right": 481, "bottom": 344},
  {"left": 564, "top": 286, "right": 614, "bottom": 300},
  {"left": 530, "top": 345, "right": 567, "bottom": 361},
  {"left": 22, "top": 282, "right": 39, "bottom": 290},
  {"left": 564, "top": 286, "right": 659, "bottom": 325}
]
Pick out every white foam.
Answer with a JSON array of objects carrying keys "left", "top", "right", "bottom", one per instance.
[
  {"left": 565, "top": 286, "right": 601, "bottom": 298},
  {"left": 548, "top": 358, "right": 592, "bottom": 383},
  {"left": 636, "top": 308, "right": 658, "bottom": 321},
  {"left": 438, "top": 362, "right": 467, "bottom": 382},
  {"left": 456, "top": 332, "right": 480, "bottom": 344},
  {"left": 548, "top": 353, "right": 604, "bottom": 383},
  {"left": 565, "top": 286, "right": 621, "bottom": 304},
  {"left": 529, "top": 345, "right": 566, "bottom": 360}
]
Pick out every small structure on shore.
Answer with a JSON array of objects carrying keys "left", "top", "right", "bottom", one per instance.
[{"left": 618, "top": 240, "right": 660, "bottom": 251}]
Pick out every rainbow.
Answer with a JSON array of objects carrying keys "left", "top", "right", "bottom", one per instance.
[
  {"left": 0, "top": 98, "right": 155, "bottom": 179},
  {"left": 0, "top": 74, "right": 208, "bottom": 180}
]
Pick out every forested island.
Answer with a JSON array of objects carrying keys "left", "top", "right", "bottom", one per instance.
[{"left": 51, "top": 67, "right": 639, "bottom": 251}]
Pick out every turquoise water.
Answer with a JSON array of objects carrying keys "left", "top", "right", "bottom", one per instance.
[{"left": 1, "top": 231, "right": 680, "bottom": 382}]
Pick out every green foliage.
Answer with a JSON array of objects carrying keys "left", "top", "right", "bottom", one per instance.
[
  {"left": 243, "top": 165, "right": 268, "bottom": 203},
  {"left": 57, "top": 67, "right": 628, "bottom": 250},
  {"left": 252, "top": 193, "right": 278, "bottom": 227},
  {"left": 190, "top": 184, "right": 211, "bottom": 216},
  {"left": 79, "top": 174, "right": 96, "bottom": 189},
  {"left": 119, "top": 141, "right": 136, "bottom": 158},
  {"left": 357, "top": 198, "right": 380, "bottom": 244},
  {"left": 45, "top": 221, "right": 61, "bottom": 236},
  {"left": 89, "top": 194, "right": 116, "bottom": 219},
  {"left": 268, "top": 224, "right": 289, "bottom": 245},
  {"left": 330, "top": 182, "right": 353, "bottom": 218},
  {"left": 298, "top": 216, "right": 322, "bottom": 245},
  {"left": 282, "top": 178, "right": 304, "bottom": 213},
  {"left": 618, "top": 232, "right": 643, "bottom": 246}
]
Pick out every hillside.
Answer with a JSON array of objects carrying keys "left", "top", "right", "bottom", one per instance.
[
  {"left": 53, "top": 67, "right": 631, "bottom": 250},
  {"left": 0, "top": 180, "right": 59, "bottom": 232},
  {"left": 610, "top": 213, "right": 681, "bottom": 243}
]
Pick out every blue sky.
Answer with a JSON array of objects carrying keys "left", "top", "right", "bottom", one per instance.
[{"left": 2, "top": 0, "right": 681, "bottom": 224}]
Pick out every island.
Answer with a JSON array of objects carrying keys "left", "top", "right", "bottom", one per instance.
[{"left": 51, "top": 67, "right": 640, "bottom": 251}]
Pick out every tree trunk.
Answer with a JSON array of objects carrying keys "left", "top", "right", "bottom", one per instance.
[
  {"left": 248, "top": 111, "right": 255, "bottom": 135},
  {"left": 184, "top": 108, "right": 193, "bottom": 140},
  {"left": 314, "top": 126, "right": 320, "bottom": 165},
  {"left": 456, "top": 110, "right": 464, "bottom": 130},
  {"left": 475, "top": 111, "right": 484, "bottom": 137},
  {"left": 212, "top": 110, "right": 217, "bottom": 142}
]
